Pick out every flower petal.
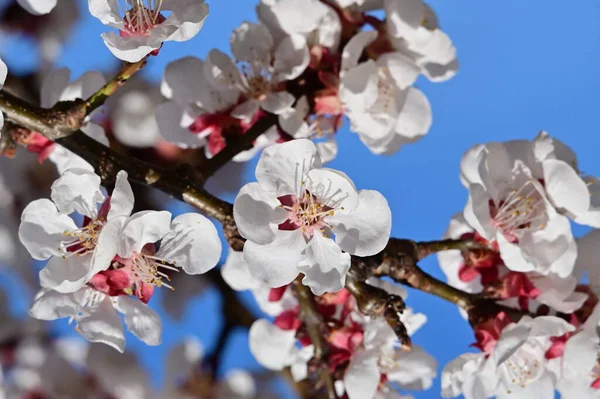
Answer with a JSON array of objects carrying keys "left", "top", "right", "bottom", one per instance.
[
  {"left": 221, "top": 250, "right": 260, "bottom": 291},
  {"left": 29, "top": 289, "right": 80, "bottom": 320},
  {"left": 330, "top": 190, "right": 391, "bottom": 256},
  {"left": 256, "top": 139, "right": 322, "bottom": 196},
  {"left": 543, "top": 159, "right": 591, "bottom": 218},
  {"left": 101, "top": 32, "right": 160, "bottom": 63},
  {"left": 233, "top": 182, "right": 287, "bottom": 245},
  {"left": 231, "top": 22, "right": 274, "bottom": 63},
  {"left": 341, "top": 30, "right": 377, "bottom": 71},
  {"left": 298, "top": 233, "right": 351, "bottom": 295},
  {"left": 306, "top": 167, "right": 359, "bottom": 211},
  {"left": 155, "top": 213, "right": 222, "bottom": 275},
  {"left": 273, "top": 34, "right": 310, "bottom": 81},
  {"left": 17, "top": 0, "right": 57, "bottom": 15},
  {"left": 204, "top": 49, "right": 243, "bottom": 91},
  {"left": 88, "top": 216, "right": 126, "bottom": 278},
  {"left": 114, "top": 296, "right": 162, "bottom": 346},
  {"left": 78, "top": 295, "right": 125, "bottom": 353},
  {"left": 377, "top": 52, "right": 420, "bottom": 90},
  {"left": 343, "top": 349, "right": 380, "bottom": 399},
  {"left": 50, "top": 168, "right": 104, "bottom": 217},
  {"left": 248, "top": 319, "right": 296, "bottom": 370},
  {"left": 244, "top": 229, "right": 306, "bottom": 288},
  {"left": 107, "top": 170, "right": 135, "bottom": 220},
  {"left": 155, "top": 101, "right": 205, "bottom": 149},
  {"left": 39, "top": 253, "right": 92, "bottom": 293},
  {"left": 261, "top": 91, "right": 295, "bottom": 114},
  {"left": 19, "top": 199, "right": 78, "bottom": 260},
  {"left": 117, "top": 210, "right": 172, "bottom": 257},
  {"left": 40, "top": 68, "right": 70, "bottom": 108}
]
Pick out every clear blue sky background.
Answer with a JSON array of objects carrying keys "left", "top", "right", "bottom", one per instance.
[{"left": 1, "top": 0, "right": 600, "bottom": 398}]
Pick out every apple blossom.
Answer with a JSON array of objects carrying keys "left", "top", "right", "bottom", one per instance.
[
  {"left": 157, "top": 55, "right": 280, "bottom": 160},
  {"left": 18, "top": 169, "right": 134, "bottom": 294},
  {"left": 233, "top": 139, "right": 392, "bottom": 294},
  {"left": 204, "top": 21, "right": 309, "bottom": 117},
  {"left": 442, "top": 314, "right": 576, "bottom": 399},
  {"left": 88, "top": 0, "right": 209, "bottom": 62},
  {"left": 461, "top": 138, "right": 577, "bottom": 277},
  {"left": 339, "top": 31, "right": 432, "bottom": 155}
]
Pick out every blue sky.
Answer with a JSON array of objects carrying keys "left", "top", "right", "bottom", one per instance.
[{"left": 2, "top": 0, "right": 600, "bottom": 398}]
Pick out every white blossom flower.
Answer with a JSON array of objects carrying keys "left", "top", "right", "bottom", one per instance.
[
  {"left": 256, "top": 0, "right": 341, "bottom": 51},
  {"left": 89, "top": 0, "right": 209, "bottom": 62},
  {"left": 29, "top": 286, "right": 161, "bottom": 352},
  {"left": 18, "top": 169, "right": 134, "bottom": 294},
  {"left": 17, "top": 0, "right": 57, "bottom": 15},
  {"left": 461, "top": 139, "right": 578, "bottom": 277},
  {"left": 384, "top": 0, "right": 458, "bottom": 82},
  {"left": 442, "top": 315, "right": 576, "bottom": 399},
  {"left": 339, "top": 31, "right": 432, "bottom": 155},
  {"left": 233, "top": 139, "right": 392, "bottom": 294},
  {"left": 0, "top": 57, "right": 6, "bottom": 130},
  {"left": 204, "top": 21, "right": 309, "bottom": 117},
  {"left": 107, "top": 210, "right": 222, "bottom": 303}
]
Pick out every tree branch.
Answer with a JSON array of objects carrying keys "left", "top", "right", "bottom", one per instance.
[{"left": 292, "top": 278, "right": 338, "bottom": 399}]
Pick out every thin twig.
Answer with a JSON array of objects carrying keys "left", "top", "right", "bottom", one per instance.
[{"left": 84, "top": 58, "right": 148, "bottom": 116}]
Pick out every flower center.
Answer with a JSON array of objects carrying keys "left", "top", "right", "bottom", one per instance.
[
  {"left": 240, "top": 62, "right": 273, "bottom": 100},
  {"left": 490, "top": 180, "right": 547, "bottom": 241},
  {"left": 119, "top": 0, "right": 165, "bottom": 36},
  {"left": 60, "top": 219, "right": 105, "bottom": 259},
  {"left": 278, "top": 189, "right": 342, "bottom": 238}
]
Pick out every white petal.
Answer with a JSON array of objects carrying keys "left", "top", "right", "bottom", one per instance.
[
  {"left": 528, "top": 315, "right": 575, "bottom": 338},
  {"left": 344, "top": 349, "right": 380, "bottom": 399},
  {"left": 231, "top": 22, "right": 274, "bottom": 63},
  {"left": 232, "top": 98, "right": 261, "bottom": 120},
  {"left": 256, "top": 139, "right": 321, "bottom": 196},
  {"left": 306, "top": 168, "right": 359, "bottom": 210},
  {"left": 108, "top": 171, "right": 134, "bottom": 220},
  {"left": 0, "top": 58, "right": 6, "bottom": 89},
  {"left": 244, "top": 229, "right": 306, "bottom": 288},
  {"left": 298, "top": 234, "right": 351, "bottom": 295},
  {"left": 221, "top": 250, "right": 260, "bottom": 291},
  {"left": 395, "top": 87, "right": 432, "bottom": 140},
  {"left": 50, "top": 169, "right": 104, "bottom": 216},
  {"left": 88, "top": 216, "right": 126, "bottom": 278},
  {"left": 492, "top": 321, "right": 531, "bottom": 366},
  {"left": 40, "top": 68, "right": 70, "bottom": 108},
  {"left": 261, "top": 91, "right": 295, "bottom": 114},
  {"left": 155, "top": 213, "right": 222, "bottom": 275},
  {"left": 88, "top": 0, "right": 122, "bottom": 27},
  {"left": 316, "top": 141, "right": 338, "bottom": 164},
  {"left": 115, "top": 296, "right": 162, "bottom": 346},
  {"left": 161, "top": 56, "right": 206, "bottom": 106},
  {"left": 248, "top": 319, "right": 296, "bottom": 370},
  {"left": 204, "top": 49, "right": 243, "bottom": 91},
  {"left": 543, "top": 159, "right": 591, "bottom": 218},
  {"left": 162, "top": 0, "right": 208, "bottom": 43},
  {"left": 19, "top": 199, "right": 78, "bottom": 260},
  {"left": 340, "top": 60, "right": 379, "bottom": 111},
  {"left": 330, "top": 190, "right": 391, "bottom": 256},
  {"left": 384, "top": 0, "right": 425, "bottom": 40},
  {"left": 28, "top": 289, "right": 80, "bottom": 320},
  {"left": 117, "top": 210, "right": 172, "bottom": 257},
  {"left": 387, "top": 345, "right": 437, "bottom": 390},
  {"left": 155, "top": 101, "right": 205, "bottom": 149},
  {"left": 273, "top": 34, "right": 310, "bottom": 81},
  {"left": 233, "top": 182, "right": 287, "bottom": 245},
  {"left": 78, "top": 295, "right": 125, "bottom": 352},
  {"left": 39, "top": 254, "right": 91, "bottom": 293},
  {"left": 341, "top": 30, "right": 377, "bottom": 71},
  {"left": 17, "top": 0, "right": 57, "bottom": 15},
  {"left": 377, "top": 52, "right": 420, "bottom": 90},
  {"left": 101, "top": 32, "right": 160, "bottom": 63},
  {"left": 218, "top": 369, "right": 257, "bottom": 399}
]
